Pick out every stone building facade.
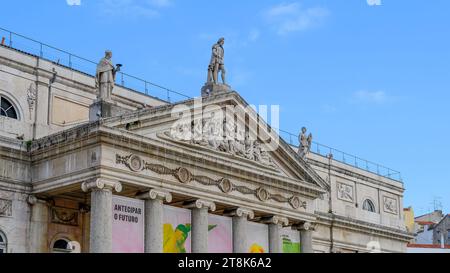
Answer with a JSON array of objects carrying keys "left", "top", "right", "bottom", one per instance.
[{"left": 0, "top": 43, "right": 412, "bottom": 253}]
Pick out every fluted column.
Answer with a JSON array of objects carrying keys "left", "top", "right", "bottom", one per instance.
[
  {"left": 27, "top": 196, "right": 49, "bottom": 253},
  {"left": 226, "top": 208, "right": 254, "bottom": 253},
  {"left": 262, "top": 216, "right": 289, "bottom": 253},
  {"left": 137, "top": 189, "right": 172, "bottom": 253},
  {"left": 82, "top": 179, "right": 122, "bottom": 253},
  {"left": 184, "top": 199, "right": 216, "bottom": 253}
]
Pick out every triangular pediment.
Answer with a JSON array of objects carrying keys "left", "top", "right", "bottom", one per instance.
[{"left": 103, "top": 91, "right": 329, "bottom": 191}]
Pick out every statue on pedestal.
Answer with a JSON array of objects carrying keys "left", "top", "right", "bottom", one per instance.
[
  {"left": 95, "top": 50, "right": 122, "bottom": 101},
  {"left": 207, "top": 37, "right": 226, "bottom": 85},
  {"left": 298, "top": 127, "right": 313, "bottom": 159},
  {"left": 202, "top": 38, "right": 230, "bottom": 96}
]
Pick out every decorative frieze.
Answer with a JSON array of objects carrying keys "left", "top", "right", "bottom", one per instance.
[
  {"left": 383, "top": 196, "right": 398, "bottom": 215},
  {"left": 0, "top": 199, "right": 12, "bottom": 217},
  {"left": 337, "top": 182, "right": 354, "bottom": 203},
  {"left": 51, "top": 207, "right": 79, "bottom": 226},
  {"left": 116, "top": 153, "right": 307, "bottom": 210},
  {"left": 161, "top": 116, "right": 277, "bottom": 168}
]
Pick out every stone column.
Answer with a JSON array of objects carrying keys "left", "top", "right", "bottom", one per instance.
[
  {"left": 294, "top": 222, "right": 315, "bottom": 253},
  {"left": 262, "top": 216, "right": 289, "bottom": 253},
  {"left": 184, "top": 199, "right": 216, "bottom": 253},
  {"left": 27, "top": 196, "right": 49, "bottom": 253},
  {"left": 81, "top": 179, "right": 122, "bottom": 253},
  {"left": 226, "top": 208, "right": 254, "bottom": 253},
  {"left": 137, "top": 189, "right": 172, "bottom": 253}
]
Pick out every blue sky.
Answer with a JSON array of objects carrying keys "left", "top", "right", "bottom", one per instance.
[{"left": 1, "top": 0, "right": 449, "bottom": 215}]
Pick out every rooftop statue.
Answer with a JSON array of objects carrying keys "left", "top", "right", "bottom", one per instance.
[
  {"left": 207, "top": 37, "right": 226, "bottom": 85},
  {"left": 95, "top": 50, "right": 122, "bottom": 101},
  {"left": 298, "top": 127, "right": 312, "bottom": 159},
  {"left": 202, "top": 38, "right": 230, "bottom": 96}
]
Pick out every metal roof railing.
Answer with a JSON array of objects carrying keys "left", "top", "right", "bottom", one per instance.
[
  {"left": 279, "top": 129, "right": 403, "bottom": 182},
  {"left": 0, "top": 26, "right": 191, "bottom": 102}
]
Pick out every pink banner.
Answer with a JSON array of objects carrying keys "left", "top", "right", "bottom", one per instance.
[
  {"left": 208, "top": 214, "right": 233, "bottom": 253},
  {"left": 112, "top": 195, "right": 144, "bottom": 253}
]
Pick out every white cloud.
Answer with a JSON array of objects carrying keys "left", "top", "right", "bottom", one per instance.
[
  {"left": 66, "top": 0, "right": 81, "bottom": 6},
  {"left": 264, "top": 2, "right": 329, "bottom": 35},
  {"left": 353, "top": 90, "right": 388, "bottom": 104},
  {"left": 99, "top": 0, "right": 173, "bottom": 18},
  {"left": 367, "top": 0, "right": 382, "bottom": 6}
]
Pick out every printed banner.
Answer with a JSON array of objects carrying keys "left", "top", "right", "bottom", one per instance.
[
  {"left": 112, "top": 195, "right": 144, "bottom": 253},
  {"left": 280, "top": 227, "right": 301, "bottom": 253},
  {"left": 208, "top": 214, "right": 233, "bottom": 253},
  {"left": 245, "top": 221, "right": 269, "bottom": 253},
  {"left": 163, "top": 205, "right": 192, "bottom": 253}
]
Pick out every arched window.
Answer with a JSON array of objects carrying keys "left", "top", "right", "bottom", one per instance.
[
  {"left": 51, "top": 238, "right": 73, "bottom": 253},
  {"left": 363, "top": 199, "right": 376, "bottom": 213},
  {"left": 0, "top": 96, "right": 18, "bottom": 119},
  {"left": 0, "top": 230, "right": 7, "bottom": 253}
]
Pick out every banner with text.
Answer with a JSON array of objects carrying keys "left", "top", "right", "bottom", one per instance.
[{"left": 112, "top": 195, "right": 144, "bottom": 253}]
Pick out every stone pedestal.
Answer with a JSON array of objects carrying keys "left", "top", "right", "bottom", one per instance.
[
  {"left": 82, "top": 179, "right": 122, "bottom": 253},
  {"left": 226, "top": 208, "right": 254, "bottom": 253},
  {"left": 89, "top": 99, "right": 129, "bottom": 121},
  {"left": 262, "top": 216, "right": 289, "bottom": 253},
  {"left": 27, "top": 196, "right": 49, "bottom": 253},
  {"left": 201, "top": 83, "right": 231, "bottom": 97},
  {"left": 185, "top": 200, "right": 216, "bottom": 253},
  {"left": 138, "top": 189, "right": 172, "bottom": 253}
]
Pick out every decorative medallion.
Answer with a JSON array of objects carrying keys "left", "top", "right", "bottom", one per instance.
[
  {"left": 218, "top": 178, "right": 233, "bottom": 193},
  {"left": 174, "top": 167, "right": 192, "bottom": 184},
  {"left": 256, "top": 187, "right": 270, "bottom": 202},
  {"left": 128, "top": 155, "right": 144, "bottom": 172}
]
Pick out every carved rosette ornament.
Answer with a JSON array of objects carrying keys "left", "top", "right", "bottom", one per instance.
[{"left": 81, "top": 179, "right": 122, "bottom": 193}]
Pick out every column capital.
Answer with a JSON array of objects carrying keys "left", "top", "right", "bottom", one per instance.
[
  {"left": 292, "top": 221, "right": 317, "bottom": 231},
  {"left": 225, "top": 207, "right": 255, "bottom": 220},
  {"left": 261, "top": 215, "right": 289, "bottom": 226},
  {"left": 27, "top": 195, "right": 48, "bottom": 206},
  {"left": 137, "top": 188, "right": 172, "bottom": 203},
  {"left": 184, "top": 199, "right": 216, "bottom": 212},
  {"left": 81, "top": 178, "right": 122, "bottom": 193}
]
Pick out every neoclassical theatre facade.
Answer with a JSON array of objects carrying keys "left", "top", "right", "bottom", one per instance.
[{"left": 0, "top": 43, "right": 412, "bottom": 253}]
